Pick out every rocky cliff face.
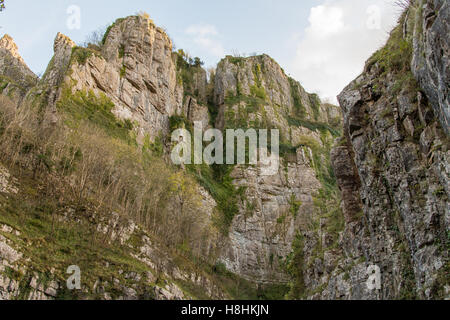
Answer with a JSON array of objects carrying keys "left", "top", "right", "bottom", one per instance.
[
  {"left": 214, "top": 55, "right": 341, "bottom": 135},
  {"left": 0, "top": 14, "right": 343, "bottom": 299},
  {"left": 411, "top": 0, "right": 449, "bottom": 135},
  {"left": 2, "top": 2, "right": 446, "bottom": 300},
  {"left": 41, "top": 21, "right": 343, "bottom": 286},
  {"left": 299, "top": 0, "right": 449, "bottom": 300},
  {"left": 0, "top": 35, "right": 38, "bottom": 103},
  {"left": 213, "top": 55, "right": 342, "bottom": 284},
  {"left": 41, "top": 16, "right": 184, "bottom": 141}
]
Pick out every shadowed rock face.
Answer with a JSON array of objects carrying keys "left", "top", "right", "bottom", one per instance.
[
  {"left": 331, "top": 144, "right": 363, "bottom": 224},
  {"left": 411, "top": 0, "right": 449, "bottom": 135},
  {"left": 307, "top": 0, "right": 449, "bottom": 300}
]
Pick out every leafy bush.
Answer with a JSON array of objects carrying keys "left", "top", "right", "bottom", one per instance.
[{"left": 71, "top": 47, "right": 94, "bottom": 65}]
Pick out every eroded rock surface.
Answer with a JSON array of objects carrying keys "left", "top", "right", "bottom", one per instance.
[
  {"left": 303, "top": 1, "right": 449, "bottom": 299},
  {"left": 0, "top": 34, "right": 38, "bottom": 102}
]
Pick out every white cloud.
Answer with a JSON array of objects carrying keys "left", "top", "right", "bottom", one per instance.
[
  {"left": 309, "top": 5, "right": 345, "bottom": 36},
  {"left": 186, "top": 25, "right": 218, "bottom": 37},
  {"left": 290, "top": 0, "right": 400, "bottom": 103},
  {"left": 185, "top": 24, "right": 224, "bottom": 58}
]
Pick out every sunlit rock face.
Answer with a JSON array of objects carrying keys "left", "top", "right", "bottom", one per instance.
[{"left": 0, "top": 34, "right": 38, "bottom": 102}]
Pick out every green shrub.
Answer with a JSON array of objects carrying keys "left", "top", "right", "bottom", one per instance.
[
  {"left": 120, "top": 65, "right": 126, "bottom": 78},
  {"left": 289, "top": 194, "right": 302, "bottom": 218},
  {"left": 71, "top": 47, "right": 94, "bottom": 65},
  {"left": 188, "top": 164, "right": 239, "bottom": 234},
  {"left": 250, "top": 85, "right": 267, "bottom": 101},
  {"left": 288, "top": 77, "right": 307, "bottom": 118},
  {"left": 57, "top": 89, "right": 135, "bottom": 143}
]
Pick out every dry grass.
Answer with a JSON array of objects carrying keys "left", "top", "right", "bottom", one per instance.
[{"left": 0, "top": 95, "right": 218, "bottom": 260}]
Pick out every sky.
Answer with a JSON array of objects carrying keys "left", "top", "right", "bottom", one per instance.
[{"left": 0, "top": 0, "right": 401, "bottom": 103}]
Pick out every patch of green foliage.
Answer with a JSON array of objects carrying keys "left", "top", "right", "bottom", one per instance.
[
  {"left": 249, "top": 63, "right": 267, "bottom": 101},
  {"left": 169, "top": 114, "right": 192, "bottom": 132},
  {"left": 250, "top": 85, "right": 267, "bottom": 101},
  {"left": 289, "top": 194, "right": 302, "bottom": 218},
  {"left": 226, "top": 56, "right": 245, "bottom": 67},
  {"left": 0, "top": 76, "right": 10, "bottom": 93},
  {"left": 57, "top": 89, "right": 135, "bottom": 144},
  {"left": 224, "top": 92, "right": 266, "bottom": 113},
  {"left": 119, "top": 65, "right": 126, "bottom": 78},
  {"left": 0, "top": 181, "right": 151, "bottom": 300},
  {"left": 365, "top": 14, "right": 413, "bottom": 76},
  {"left": 71, "top": 47, "right": 98, "bottom": 65},
  {"left": 285, "top": 233, "right": 305, "bottom": 299},
  {"left": 288, "top": 77, "right": 307, "bottom": 118},
  {"left": 175, "top": 49, "right": 204, "bottom": 100},
  {"left": 188, "top": 164, "right": 240, "bottom": 234},
  {"left": 143, "top": 133, "right": 164, "bottom": 157}
]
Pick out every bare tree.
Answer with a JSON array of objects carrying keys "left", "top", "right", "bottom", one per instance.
[
  {"left": 395, "top": 0, "right": 412, "bottom": 9},
  {"left": 82, "top": 26, "right": 107, "bottom": 48}
]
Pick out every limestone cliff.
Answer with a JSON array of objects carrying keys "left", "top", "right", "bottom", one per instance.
[
  {"left": 213, "top": 55, "right": 342, "bottom": 284},
  {"left": 1, "top": 2, "right": 446, "bottom": 300},
  {"left": 297, "top": 0, "right": 449, "bottom": 300},
  {"left": 411, "top": 0, "right": 449, "bottom": 135},
  {"left": 37, "top": 17, "right": 183, "bottom": 140},
  {"left": 0, "top": 14, "right": 343, "bottom": 299},
  {"left": 0, "top": 34, "right": 38, "bottom": 103}
]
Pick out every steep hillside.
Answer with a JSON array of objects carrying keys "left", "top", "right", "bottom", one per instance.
[{"left": 0, "top": 14, "right": 343, "bottom": 300}]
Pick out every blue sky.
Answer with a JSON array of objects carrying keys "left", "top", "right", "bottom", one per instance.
[{"left": 0, "top": 0, "right": 400, "bottom": 102}]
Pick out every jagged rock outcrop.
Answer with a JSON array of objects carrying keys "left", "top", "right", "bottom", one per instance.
[
  {"left": 214, "top": 55, "right": 341, "bottom": 136},
  {"left": 0, "top": 34, "right": 38, "bottom": 102},
  {"left": 36, "top": 16, "right": 184, "bottom": 141},
  {"left": 214, "top": 55, "right": 342, "bottom": 283},
  {"left": 302, "top": 1, "right": 448, "bottom": 300},
  {"left": 222, "top": 148, "right": 322, "bottom": 284}
]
